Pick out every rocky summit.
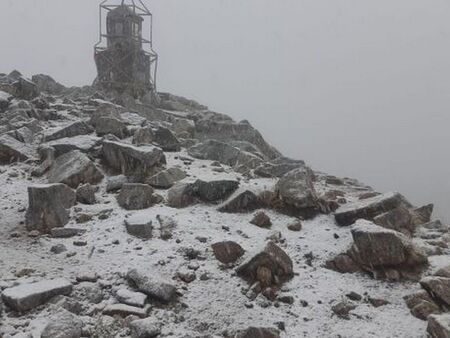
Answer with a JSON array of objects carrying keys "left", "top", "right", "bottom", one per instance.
[{"left": 0, "top": 70, "right": 450, "bottom": 338}]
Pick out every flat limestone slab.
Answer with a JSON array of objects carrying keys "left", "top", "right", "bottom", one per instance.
[{"left": 1, "top": 278, "right": 73, "bottom": 312}]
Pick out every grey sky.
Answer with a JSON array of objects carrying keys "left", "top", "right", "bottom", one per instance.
[{"left": 1, "top": 0, "right": 450, "bottom": 220}]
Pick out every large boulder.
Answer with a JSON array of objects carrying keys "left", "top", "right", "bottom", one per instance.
[
  {"left": 48, "top": 150, "right": 104, "bottom": 188},
  {"left": 31, "top": 74, "right": 66, "bottom": 95},
  {"left": 153, "top": 126, "right": 181, "bottom": 152},
  {"left": 188, "top": 139, "right": 240, "bottom": 166},
  {"left": 427, "top": 314, "right": 450, "bottom": 338},
  {"left": 117, "top": 183, "right": 154, "bottom": 210},
  {"left": 13, "top": 77, "right": 39, "bottom": 100},
  {"left": 420, "top": 277, "right": 450, "bottom": 307},
  {"left": 43, "top": 121, "right": 93, "bottom": 142},
  {"left": 167, "top": 183, "right": 197, "bottom": 208},
  {"left": 46, "top": 135, "right": 101, "bottom": 157},
  {"left": 188, "top": 139, "right": 262, "bottom": 169},
  {"left": 255, "top": 157, "right": 305, "bottom": 178},
  {"left": 41, "top": 308, "right": 82, "bottom": 338},
  {"left": 236, "top": 242, "right": 293, "bottom": 288},
  {"left": 404, "top": 290, "right": 441, "bottom": 320},
  {"left": 373, "top": 204, "right": 433, "bottom": 236},
  {"left": 334, "top": 192, "right": 411, "bottom": 226},
  {"left": 1, "top": 278, "right": 73, "bottom": 312},
  {"left": 126, "top": 269, "right": 177, "bottom": 303},
  {"left": 274, "top": 166, "right": 320, "bottom": 215},
  {"left": 344, "top": 220, "right": 428, "bottom": 280},
  {"left": 102, "top": 140, "right": 166, "bottom": 179},
  {"left": 193, "top": 179, "right": 240, "bottom": 202},
  {"left": 25, "top": 183, "right": 76, "bottom": 232},
  {"left": 0, "top": 90, "right": 12, "bottom": 112},
  {"left": 133, "top": 126, "right": 154, "bottom": 145},
  {"left": 218, "top": 190, "right": 262, "bottom": 213},
  {"left": 146, "top": 167, "right": 186, "bottom": 189},
  {"left": 95, "top": 116, "right": 128, "bottom": 139},
  {"left": 194, "top": 117, "right": 281, "bottom": 159},
  {"left": 0, "top": 134, "right": 35, "bottom": 164}
]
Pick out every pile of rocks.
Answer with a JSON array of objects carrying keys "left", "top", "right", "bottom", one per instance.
[{"left": 1, "top": 70, "right": 450, "bottom": 337}]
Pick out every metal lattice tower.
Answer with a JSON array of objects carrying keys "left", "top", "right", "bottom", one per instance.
[{"left": 94, "top": 0, "right": 158, "bottom": 98}]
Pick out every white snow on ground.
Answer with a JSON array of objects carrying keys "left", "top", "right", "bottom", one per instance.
[{"left": 0, "top": 151, "right": 441, "bottom": 338}]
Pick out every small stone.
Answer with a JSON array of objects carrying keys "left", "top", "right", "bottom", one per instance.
[
  {"left": 250, "top": 211, "right": 272, "bottom": 228},
  {"left": 331, "top": 301, "right": 357, "bottom": 319},
  {"left": 211, "top": 241, "right": 245, "bottom": 264},
  {"left": 287, "top": 221, "right": 302, "bottom": 232},
  {"left": 50, "top": 244, "right": 67, "bottom": 254},
  {"left": 346, "top": 292, "right": 362, "bottom": 301},
  {"left": 103, "top": 304, "right": 147, "bottom": 318},
  {"left": 129, "top": 318, "right": 161, "bottom": 338}
]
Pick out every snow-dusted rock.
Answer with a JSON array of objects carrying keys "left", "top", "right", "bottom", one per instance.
[
  {"left": 167, "top": 182, "right": 197, "bottom": 208},
  {"left": 254, "top": 157, "right": 305, "bottom": 178},
  {"left": 106, "top": 174, "right": 129, "bottom": 192},
  {"left": 129, "top": 318, "right": 161, "bottom": 338},
  {"left": 103, "top": 303, "right": 147, "bottom": 318},
  {"left": 46, "top": 135, "right": 101, "bottom": 157},
  {"left": 237, "top": 241, "right": 293, "bottom": 288},
  {"left": 133, "top": 126, "right": 154, "bottom": 145},
  {"left": 188, "top": 139, "right": 250, "bottom": 167},
  {"left": 125, "top": 214, "right": 153, "bottom": 239},
  {"left": 43, "top": 121, "right": 93, "bottom": 142},
  {"left": 25, "top": 183, "right": 76, "bottom": 232},
  {"left": 350, "top": 220, "right": 428, "bottom": 269},
  {"left": 127, "top": 269, "right": 177, "bottom": 303},
  {"left": 13, "top": 77, "right": 39, "bottom": 100},
  {"left": 275, "top": 166, "right": 320, "bottom": 215},
  {"left": 7, "top": 126, "right": 34, "bottom": 143},
  {"left": 420, "top": 277, "right": 450, "bottom": 307},
  {"left": 404, "top": 290, "right": 441, "bottom": 320},
  {"left": 194, "top": 179, "right": 240, "bottom": 202},
  {"left": 76, "top": 183, "right": 96, "bottom": 204},
  {"left": 50, "top": 227, "right": 86, "bottom": 238},
  {"left": 218, "top": 190, "right": 262, "bottom": 213},
  {"left": 146, "top": 167, "right": 186, "bottom": 189},
  {"left": 0, "top": 134, "right": 35, "bottom": 164},
  {"left": 153, "top": 126, "right": 180, "bottom": 152},
  {"left": 334, "top": 191, "right": 412, "bottom": 226},
  {"left": 1, "top": 278, "right": 72, "bottom": 312},
  {"left": 48, "top": 150, "right": 104, "bottom": 188},
  {"left": 250, "top": 211, "right": 272, "bottom": 228},
  {"left": 194, "top": 117, "right": 281, "bottom": 160},
  {"left": 41, "top": 308, "right": 82, "bottom": 338},
  {"left": 116, "top": 288, "right": 147, "bottom": 308},
  {"left": 117, "top": 183, "right": 154, "bottom": 210},
  {"left": 102, "top": 140, "right": 166, "bottom": 178},
  {"left": 373, "top": 204, "right": 433, "bottom": 236},
  {"left": 31, "top": 74, "right": 65, "bottom": 94},
  {"left": 73, "top": 282, "right": 103, "bottom": 304},
  {"left": 427, "top": 314, "right": 450, "bottom": 338},
  {"left": 95, "top": 116, "right": 127, "bottom": 138},
  {"left": 0, "top": 90, "right": 12, "bottom": 112}
]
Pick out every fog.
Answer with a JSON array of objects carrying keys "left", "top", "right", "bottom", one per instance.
[{"left": 1, "top": 0, "right": 449, "bottom": 221}]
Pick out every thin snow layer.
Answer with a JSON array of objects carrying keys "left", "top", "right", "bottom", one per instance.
[{"left": 0, "top": 155, "right": 436, "bottom": 338}]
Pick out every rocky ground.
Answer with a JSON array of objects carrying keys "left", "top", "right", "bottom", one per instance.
[{"left": 1, "top": 71, "right": 450, "bottom": 338}]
